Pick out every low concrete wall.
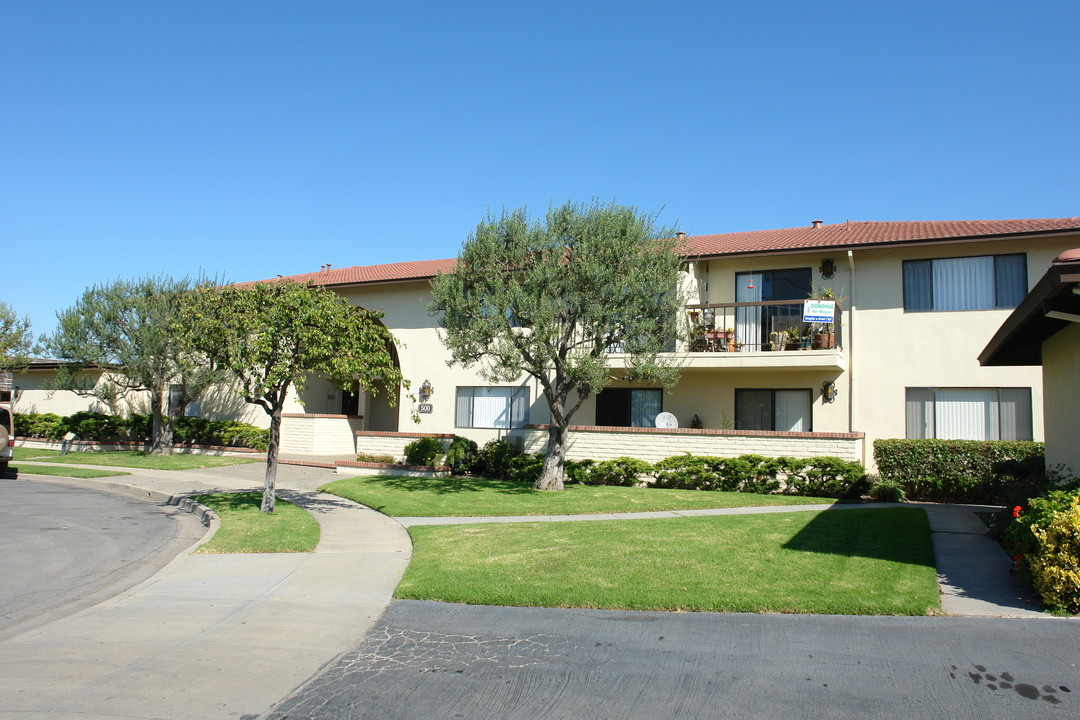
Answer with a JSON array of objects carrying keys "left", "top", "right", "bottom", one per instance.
[
  {"left": 509, "top": 425, "right": 864, "bottom": 463},
  {"left": 280, "top": 414, "right": 363, "bottom": 455},
  {"left": 354, "top": 431, "right": 456, "bottom": 462}
]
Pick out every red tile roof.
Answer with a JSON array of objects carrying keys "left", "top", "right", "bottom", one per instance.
[
  {"left": 682, "top": 218, "right": 1080, "bottom": 258},
  {"left": 250, "top": 218, "right": 1080, "bottom": 288}
]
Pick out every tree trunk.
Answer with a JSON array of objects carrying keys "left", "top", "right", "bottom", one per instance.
[
  {"left": 534, "top": 422, "right": 567, "bottom": 491},
  {"left": 262, "top": 404, "right": 281, "bottom": 513},
  {"left": 149, "top": 393, "right": 171, "bottom": 455}
]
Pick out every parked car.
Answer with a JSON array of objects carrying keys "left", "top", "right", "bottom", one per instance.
[{"left": 0, "top": 406, "right": 12, "bottom": 474}]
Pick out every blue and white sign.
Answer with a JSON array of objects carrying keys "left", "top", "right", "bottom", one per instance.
[{"left": 803, "top": 300, "right": 836, "bottom": 323}]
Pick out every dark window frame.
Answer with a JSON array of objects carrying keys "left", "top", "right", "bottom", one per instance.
[
  {"left": 734, "top": 388, "right": 813, "bottom": 432},
  {"left": 902, "top": 253, "right": 1027, "bottom": 312}
]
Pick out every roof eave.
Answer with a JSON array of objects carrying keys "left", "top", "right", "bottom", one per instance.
[{"left": 979, "top": 261, "right": 1080, "bottom": 366}]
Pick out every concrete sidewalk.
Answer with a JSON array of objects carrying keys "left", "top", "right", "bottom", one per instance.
[{"left": 0, "top": 463, "right": 411, "bottom": 720}]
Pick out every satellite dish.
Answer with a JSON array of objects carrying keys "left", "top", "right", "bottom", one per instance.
[{"left": 654, "top": 412, "right": 678, "bottom": 429}]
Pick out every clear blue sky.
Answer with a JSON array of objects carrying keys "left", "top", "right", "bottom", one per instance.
[{"left": 3, "top": 0, "right": 1077, "bottom": 337}]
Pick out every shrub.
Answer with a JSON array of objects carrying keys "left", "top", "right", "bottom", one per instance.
[
  {"left": 869, "top": 478, "right": 907, "bottom": 503},
  {"left": 403, "top": 437, "right": 445, "bottom": 466},
  {"left": 13, "top": 412, "right": 64, "bottom": 439},
  {"left": 475, "top": 439, "right": 519, "bottom": 479},
  {"left": 355, "top": 452, "right": 397, "bottom": 464},
  {"left": 506, "top": 453, "right": 546, "bottom": 484},
  {"left": 173, "top": 418, "right": 269, "bottom": 450},
  {"left": 445, "top": 436, "right": 480, "bottom": 476},
  {"left": 1003, "top": 484, "right": 1080, "bottom": 559},
  {"left": 650, "top": 454, "right": 783, "bottom": 493},
  {"left": 874, "top": 438, "right": 1045, "bottom": 503},
  {"left": 586, "top": 457, "right": 653, "bottom": 487},
  {"left": 123, "top": 414, "right": 153, "bottom": 441},
  {"left": 781, "top": 456, "right": 868, "bottom": 498},
  {"left": 58, "top": 411, "right": 126, "bottom": 440},
  {"left": 1028, "top": 496, "right": 1080, "bottom": 614},
  {"left": 564, "top": 459, "right": 595, "bottom": 484},
  {"left": 652, "top": 455, "right": 726, "bottom": 490}
]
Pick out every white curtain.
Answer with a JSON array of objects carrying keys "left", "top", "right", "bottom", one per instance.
[
  {"left": 472, "top": 387, "right": 512, "bottom": 428},
  {"left": 774, "top": 390, "right": 809, "bottom": 432},
  {"left": 999, "top": 388, "right": 1033, "bottom": 441},
  {"left": 630, "top": 390, "right": 662, "bottom": 427},
  {"left": 933, "top": 257, "right": 994, "bottom": 311},
  {"left": 736, "top": 274, "right": 763, "bottom": 351},
  {"left": 935, "top": 388, "right": 998, "bottom": 440},
  {"left": 905, "top": 388, "right": 934, "bottom": 439}
]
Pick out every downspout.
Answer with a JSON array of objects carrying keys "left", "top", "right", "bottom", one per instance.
[{"left": 847, "top": 250, "right": 862, "bottom": 465}]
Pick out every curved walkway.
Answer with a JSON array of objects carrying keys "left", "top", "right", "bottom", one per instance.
[{"left": 0, "top": 460, "right": 1051, "bottom": 720}]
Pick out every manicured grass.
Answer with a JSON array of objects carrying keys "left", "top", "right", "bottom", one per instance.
[
  {"left": 192, "top": 492, "right": 320, "bottom": 553},
  {"left": 321, "top": 475, "right": 833, "bottom": 517},
  {"left": 13, "top": 449, "right": 259, "bottom": 470},
  {"left": 8, "top": 464, "right": 131, "bottom": 479},
  {"left": 397, "top": 508, "right": 940, "bottom": 615},
  {"left": 11, "top": 447, "right": 61, "bottom": 460}
]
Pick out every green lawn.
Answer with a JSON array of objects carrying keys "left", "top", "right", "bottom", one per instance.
[
  {"left": 192, "top": 492, "right": 320, "bottom": 553},
  {"left": 8, "top": 464, "right": 131, "bottom": 479},
  {"left": 398, "top": 507, "right": 939, "bottom": 615},
  {"left": 321, "top": 475, "right": 833, "bottom": 517},
  {"left": 12, "top": 448, "right": 259, "bottom": 470}
]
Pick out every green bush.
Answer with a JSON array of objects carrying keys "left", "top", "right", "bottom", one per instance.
[
  {"left": 403, "top": 437, "right": 445, "bottom": 466},
  {"left": 869, "top": 478, "right": 907, "bottom": 503},
  {"left": 586, "top": 457, "right": 653, "bottom": 487},
  {"left": 355, "top": 452, "right": 397, "bottom": 464},
  {"left": 59, "top": 411, "right": 126, "bottom": 440},
  {"left": 652, "top": 455, "right": 729, "bottom": 490},
  {"left": 874, "top": 438, "right": 1045, "bottom": 503},
  {"left": 564, "top": 459, "right": 595, "bottom": 484},
  {"left": 13, "top": 412, "right": 64, "bottom": 439},
  {"left": 1003, "top": 484, "right": 1080, "bottom": 560},
  {"left": 445, "top": 436, "right": 480, "bottom": 476},
  {"left": 123, "top": 413, "right": 153, "bottom": 441},
  {"left": 506, "top": 453, "right": 546, "bottom": 484},
  {"left": 781, "top": 456, "right": 868, "bottom": 498},
  {"left": 476, "top": 439, "right": 519, "bottom": 479}
]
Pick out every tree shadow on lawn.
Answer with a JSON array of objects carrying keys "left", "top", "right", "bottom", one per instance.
[
  {"left": 781, "top": 507, "right": 936, "bottom": 566},
  {"left": 369, "top": 475, "right": 536, "bottom": 496}
]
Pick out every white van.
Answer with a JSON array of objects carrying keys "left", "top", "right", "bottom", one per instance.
[{"left": 0, "top": 405, "right": 12, "bottom": 474}]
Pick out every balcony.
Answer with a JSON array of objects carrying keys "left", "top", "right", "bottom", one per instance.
[{"left": 679, "top": 300, "right": 845, "bottom": 371}]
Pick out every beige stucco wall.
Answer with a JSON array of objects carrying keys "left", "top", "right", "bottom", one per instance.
[
  {"left": 512, "top": 427, "right": 863, "bottom": 463},
  {"left": 1042, "top": 321, "right": 1080, "bottom": 477},
  {"left": 848, "top": 236, "right": 1079, "bottom": 467},
  {"left": 12, "top": 369, "right": 151, "bottom": 417}
]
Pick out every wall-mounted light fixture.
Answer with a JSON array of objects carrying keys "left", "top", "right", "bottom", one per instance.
[
  {"left": 419, "top": 379, "right": 434, "bottom": 401},
  {"left": 819, "top": 258, "right": 835, "bottom": 280},
  {"left": 822, "top": 380, "right": 838, "bottom": 404}
]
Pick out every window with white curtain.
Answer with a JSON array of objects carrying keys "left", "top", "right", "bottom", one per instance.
[
  {"left": 904, "top": 387, "right": 1032, "bottom": 440},
  {"left": 903, "top": 253, "right": 1026, "bottom": 312},
  {"left": 455, "top": 387, "right": 529, "bottom": 429},
  {"left": 735, "top": 389, "right": 812, "bottom": 431}
]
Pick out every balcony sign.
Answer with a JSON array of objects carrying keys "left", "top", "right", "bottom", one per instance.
[{"left": 803, "top": 300, "right": 836, "bottom": 323}]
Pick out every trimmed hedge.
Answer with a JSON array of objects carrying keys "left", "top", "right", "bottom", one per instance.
[
  {"left": 874, "top": 439, "right": 1046, "bottom": 503},
  {"left": 13, "top": 411, "right": 269, "bottom": 451},
  {"left": 652, "top": 454, "right": 864, "bottom": 498},
  {"left": 403, "top": 436, "right": 445, "bottom": 466}
]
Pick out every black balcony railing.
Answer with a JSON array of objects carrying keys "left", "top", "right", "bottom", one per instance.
[{"left": 684, "top": 300, "right": 842, "bottom": 353}]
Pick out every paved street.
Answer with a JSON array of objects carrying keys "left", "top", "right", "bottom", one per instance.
[
  {"left": 265, "top": 600, "right": 1079, "bottom": 720},
  {"left": 0, "top": 478, "right": 204, "bottom": 641}
]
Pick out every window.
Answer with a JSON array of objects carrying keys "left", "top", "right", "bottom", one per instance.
[
  {"left": 903, "top": 254, "right": 1026, "bottom": 312},
  {"left": 735, "top": 389, "right": 812, "bottom": 431},
  {"left": 735, "top": 267, "right": 812, "bottom": 350},
  {"left": 905, "top": 387, "right": 1032, "bottom": 440},
  {"left": 455, "top": 386, "right": 529, "bottom": 429},
  {"left": 595, "top": 388, "right": 662, "bottom": 427}
]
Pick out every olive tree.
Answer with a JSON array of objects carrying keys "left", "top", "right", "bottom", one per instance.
[
  {"left": 430, "top": 200, "right": 685, "bottom": 491},
  {"left": 179, "top": 280, "right": 405, "bottom": 512},
  {"left": 41, "top": 276, "right": 220, "bottom": 453},
  {"left": 0, "top": 302, "right": 32, "bottom": 373}
]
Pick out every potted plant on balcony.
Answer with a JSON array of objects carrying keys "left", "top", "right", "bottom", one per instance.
[
  {"left": 769, "top": 329, "right": 789, "bottom": 351},
  {"left": 809, "top": 288, "right": 844, "bottom": 349}
]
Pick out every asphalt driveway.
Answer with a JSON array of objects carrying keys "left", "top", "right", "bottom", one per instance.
[{"left": 264, "top": 600, "right": 1079, "bottom": 720}]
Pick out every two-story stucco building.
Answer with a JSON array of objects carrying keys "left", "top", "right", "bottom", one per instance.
[{"left": 14, "top": 217, "right": 1080, "bottom": 472}]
